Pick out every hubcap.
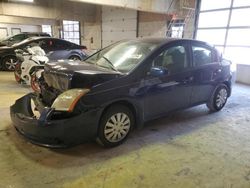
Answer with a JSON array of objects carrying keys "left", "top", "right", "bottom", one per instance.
[
  {"left": 216, "top": 88, "right": 227, "bottom": 108},
  {"left": 5, "top": 58, "right": 17, "bottom": 70},
  {"left": 104, "top": 113, "right": 131, "bottom": 143}
]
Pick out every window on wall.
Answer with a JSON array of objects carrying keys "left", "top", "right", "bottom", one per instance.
[
  {"left": 167, "top": 20, "right": 185, "bottom": 38},
  {"left": 196, "top": 0, "right": 250, "bottom": 65},
  {"left": 198, "top": 10, "right": 230, "bottom": 28},
  {"left": 200, "top": 0, "right": 231, "bottom": 11},
  {"left": 196, "top": 29, "right": 227, "bottom": 45},
  {"left": 42, "top": 25, "right": 52, "bottom": 36},
  {"left": 62, "top": 20, "right": 80, "bottom": 45}
]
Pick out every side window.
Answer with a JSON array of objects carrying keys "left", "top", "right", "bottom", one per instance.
[
  {"left": 54, "top": 40, "right": 68, "bottom": 49},
  {"left": 26, "top": 41, "right": 39, "bottom": 47},
  {"left": 12, "top": 34, "right": 25, "bottom": 41},
  {"left": 27, "top": 34, "right": 36, "bottom": 37},
  {"left": 192, "top": 46, "right": 213, "bottom": 66},
  {"left": 152, "top": 45, "right": 188, "bottom": 74},
  {"left": 28, "top": 40, "right": 45, "bottom": 47},
  {"left": 38, "top": 40, "right": 49, "bottom": 49}
]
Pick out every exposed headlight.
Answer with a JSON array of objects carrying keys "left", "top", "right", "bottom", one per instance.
[{"left": 51, "top": 89, "right": 90, "bottom": 112}]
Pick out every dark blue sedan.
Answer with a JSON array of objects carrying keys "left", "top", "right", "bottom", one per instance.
[{"left": 10, "top": 38, "right": 232, "bottom": 148}]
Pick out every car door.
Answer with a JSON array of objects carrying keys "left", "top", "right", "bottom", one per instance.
[
  {"left": 189, "top": 42, "right": 222, "bottom": 105},
  {"left": 143, "top": 42, "right": 194, "bottom": 120},
  {"left": 45, "top": 39, "right": 69, "bottom": 60},
  {"left": 35, "top": 39, "right": 51, "bottom": 54}
]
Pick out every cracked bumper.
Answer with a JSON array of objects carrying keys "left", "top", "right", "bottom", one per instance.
[{"left": 10, "top": 93, "right": 101, "bottom": 148}]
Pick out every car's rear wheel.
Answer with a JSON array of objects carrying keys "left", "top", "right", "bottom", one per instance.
[
  {"left": 96, "top": 105, "right": 134, "bottom": 147},
  {"left": 69, "top": 55, "right": 81, "bottom": 61},
  {"left": 2, "top": 56, "right": 18, "bottom": 71},
  {"left": 206, "top": 84, "right": 229, "bottom": 112}
]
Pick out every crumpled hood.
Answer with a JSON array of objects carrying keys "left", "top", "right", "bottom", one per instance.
[{"left": 43, "top": 60, "right": 123, "bottom": 91}]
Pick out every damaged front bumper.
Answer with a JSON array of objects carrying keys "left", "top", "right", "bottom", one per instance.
[{"left": 10, "top": 93, "right": 101, "bottom": 148}]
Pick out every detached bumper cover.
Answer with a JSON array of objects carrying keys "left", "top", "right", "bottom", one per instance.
[{"left": 10, "top": 93, "right": 101, "bottom": 148}]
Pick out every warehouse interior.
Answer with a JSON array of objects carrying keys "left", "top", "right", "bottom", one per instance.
[{"left": 0, "top": 0, "right": 250, "bottom": 187}]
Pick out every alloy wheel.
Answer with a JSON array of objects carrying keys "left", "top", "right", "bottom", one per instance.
[
  {"left": 215, "top": 88, "right": 228, "bottom": 108},
  {"left": 5, "top": 57, "right": 17, "bottom": 71}
]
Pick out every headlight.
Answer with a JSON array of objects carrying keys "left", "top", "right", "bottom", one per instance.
[{"left": 51, "top": 89, "right": 89, "bottom": 112}]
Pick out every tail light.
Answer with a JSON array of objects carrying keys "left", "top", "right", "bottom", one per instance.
[{"left": 81, "top": 46, "right": 88, "bottom": 55}]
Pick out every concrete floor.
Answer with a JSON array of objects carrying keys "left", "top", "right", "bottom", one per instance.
[{"left": 0, "top": 71, "right": 250, "bottom": 188}]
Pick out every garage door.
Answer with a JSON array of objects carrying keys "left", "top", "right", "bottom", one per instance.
[
  {"left": 0, "top": 28, "right": 8, "bottom": 40},
  {"left": 101, "top": 6, "right": 137, "bottom": 47}
]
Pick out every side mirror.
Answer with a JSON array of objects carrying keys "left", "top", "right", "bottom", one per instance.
[{"left": 149, "top": 66, "right": 168, "bottom": 77}]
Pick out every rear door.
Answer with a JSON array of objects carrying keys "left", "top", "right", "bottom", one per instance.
[
  {"left": 189, "top": 42, "right": 222, "bottom": 105},
  {"left": 143, "top": 41, "right": 194, "bottom": 120},
  {"left": 46, "top": 39, "right": 70, "bottom": 60}
]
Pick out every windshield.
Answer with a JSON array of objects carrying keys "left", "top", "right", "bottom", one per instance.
[{"left": 85, "top": 40, "right": 159, "bottom": 73}]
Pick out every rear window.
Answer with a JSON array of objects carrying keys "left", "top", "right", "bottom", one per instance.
[{"left": 192, "top": 46, "right": 213, "bottom": 66}]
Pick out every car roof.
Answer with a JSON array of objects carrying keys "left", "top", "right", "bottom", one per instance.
[
  {"left": 120, "top": 37, "right": 214, "bottom": 49},
  {"left": 129, "top": 37, "right": 211, "bottom": 46},
  {"left": 20, "top": 32, "right": 49, "bottom": 35},
  {"left": 12, "top": 36, "right": 76, "bottom": 47}
]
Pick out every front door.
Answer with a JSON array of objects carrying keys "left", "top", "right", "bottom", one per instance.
[{"left": 144, "top": 42, "right": 194, "bottom": 120}]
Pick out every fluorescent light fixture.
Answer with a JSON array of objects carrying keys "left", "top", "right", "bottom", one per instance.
[{"left": 9, "top": 0, "right": 34, "bottom": 3}]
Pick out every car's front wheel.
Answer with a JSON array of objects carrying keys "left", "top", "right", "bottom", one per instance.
[
  {"left": 207, "top": 84, "right": 229, "bottom": 112},
  {"left": 2, "top": 56, "right": 18, "bottom": 71},
  {"left": 96, "top": 105, "right": 134, "bottom": 147}
]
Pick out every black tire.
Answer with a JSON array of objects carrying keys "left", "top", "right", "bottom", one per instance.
[
  {"left": 2, "top": 56, "right": 18, "bottom": 71},
  {"left": 206, "top": 84, "right": 229, "bottom": 112},
  {"left": 0, "top": 62, "right": 3, "bottom": 71},
  {"left": 69, "top": 55, "right": 81, "bottom": 61},
  {"left": 96, "top": 105, "right": 134, "bottom": 147}
]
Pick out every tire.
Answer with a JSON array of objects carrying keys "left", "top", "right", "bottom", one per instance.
[
  {"left": 69, "top": 55, "right": 81, "bottom": 61},
  {"left": 96, "top": 105, "right": 134, "bottom": 147},
  {"left": 0, "top": 62, "right": 3, "bottom": 71},
  {"left": 2, "top": 56, "right": 18, "bottom": 71},
  {"left": 206, "top": 84, "right": 229, "bottom": 112}
]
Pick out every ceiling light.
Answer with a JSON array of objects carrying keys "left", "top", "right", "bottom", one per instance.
[{"left": 9, "top": 0, "right": 34, "bottom": 3}]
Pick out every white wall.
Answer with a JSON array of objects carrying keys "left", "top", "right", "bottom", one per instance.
[
  {"left": 72, "top": 0, "right": 180, "bottom": 14},
  {"left": 138, "top": 11, "right": 168, "bottom": 38},
  {"left": 0, "top": 0, "right": 102, "bottom": 49},
  {"left": 236, "top": 64, "right": 250, "bottom": 85},
  {"left": 101, "top": 6, "right": 137, "bottom": 47},
  {"left": 0, "top": 23, "right": 41, "bottom": 39}
]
